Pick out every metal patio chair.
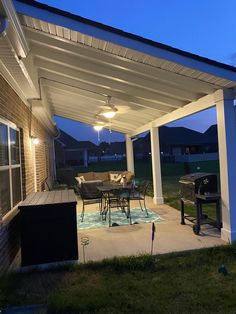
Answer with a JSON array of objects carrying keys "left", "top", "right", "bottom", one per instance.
[
  {"left": 130, "top": 180, "right": 150, "bottom": 216},
  {"left": 78, "top": 180, "right": 103, "bottom": 222}
]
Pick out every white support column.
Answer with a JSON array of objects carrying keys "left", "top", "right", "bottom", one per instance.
[
  {"left": 215, "top": 89, "right": 236, "bottom": 243},
  {"left": 125, "top": 134, "right": 134, "bottom": 173},
  {"left": 150, "top": 127, "right": 164, "bottom": 205}
]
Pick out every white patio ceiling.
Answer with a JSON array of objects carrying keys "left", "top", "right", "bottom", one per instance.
[{"left": 3, "top": 0, "right": 236, "bottom": 135}]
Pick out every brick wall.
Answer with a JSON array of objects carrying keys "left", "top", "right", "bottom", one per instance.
[{"left": 0, "top": 74, "right": 55, "bottom": 272}]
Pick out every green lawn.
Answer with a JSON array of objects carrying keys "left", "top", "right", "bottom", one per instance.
[{"left": 1, "top": 245, "right": 236, "bottom": 313}]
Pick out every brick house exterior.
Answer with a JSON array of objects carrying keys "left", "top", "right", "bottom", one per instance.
[{"left": 0, "top": 74, "right": 55, "bottom": 272}]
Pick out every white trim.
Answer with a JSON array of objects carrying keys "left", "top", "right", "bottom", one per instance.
[
  {"left": 7, "top": 126, "right": 13, "bottom": 210},
  {"left": 131, "top": 93, "right": 216, "bottom": 136},
  {"left": 0, "top": 114, "right": 17, "bottom": 129},
  {"left": 0, "top": 119, "right": 22, "bottom": 219},
  {"left": 1, "top": 0, "right": 29, "bottom": 58}
]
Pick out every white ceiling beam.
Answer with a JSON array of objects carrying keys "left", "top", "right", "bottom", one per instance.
[
  {"left": 45, "top": 86, "right": 161, "bottom": 121},
  {"left": 52, "top": 101, "right": 149, "bottom": 126},
  {"left": 42, "top": 79, "right": 165, "bottom": 116},
  {"left": 38, "top": 70, "right": 176, "bottom": 113},
  {"left": 25, "top": 28, "right": 219, "bottom": 94},
  {"left": 35, "top": 59, "right": 185, "bottom": 109},
  {"left": 31, "top": 44, "right": 201, "bottom": 102},
  {"left": 130, "top": 93, "right": 216, "bottom": 136}
]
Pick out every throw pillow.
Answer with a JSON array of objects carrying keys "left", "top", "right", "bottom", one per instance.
[
  {"left": 121, "top": 171, "right": 134, "bottom": 184},
  {"left": 114, "top": 174, "right": 122, "bottom": 183},
  {"left": 110, "top": 173, "right": 120, "bottom": 182},
  {"left": 125, "top": 171, "right": 134, "bottom": 184},
  {"left": 75, "top": 176, "right": 85, "bottom": 185}
]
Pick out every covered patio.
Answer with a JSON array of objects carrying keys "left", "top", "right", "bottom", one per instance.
[
  {"left": 76, "top": 196, "right": 224, "bottom": 262},
  {"left": 2, "top": 0, "right": 236, "bottom": 263}
]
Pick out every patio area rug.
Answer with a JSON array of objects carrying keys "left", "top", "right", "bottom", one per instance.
[{"left": 77, "top": 208, "right": 163, "bottom": 230}]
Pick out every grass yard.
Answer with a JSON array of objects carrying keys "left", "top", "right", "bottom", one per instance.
[{"left": 1, "top": 245, "right": 236, "bottom": 313}]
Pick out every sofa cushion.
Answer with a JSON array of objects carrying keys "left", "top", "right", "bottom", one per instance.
[
  {"left": 122, "top": 171, "right": 134, "bottom": 184},
  {"left": 78, "top": 172, "right": 94, "bottom": 181},
  {"left": 110, "top": 173, "right": 121, "bottom": 182},
  {"left": 94, "top": 172, "right": 109, "bottom": 182},
  {"left": 75, "top": 176, "right": 85, "bottom": 185}
]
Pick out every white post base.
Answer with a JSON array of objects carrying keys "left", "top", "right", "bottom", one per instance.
[
  {"left": 153, "top": 196, "right": 164, "bottom": 205},
  {"left": 221, "top": 228, "right": 236, "bottom": 243}
]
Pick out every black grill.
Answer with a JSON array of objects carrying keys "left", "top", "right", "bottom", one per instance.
[{"left": 179, "top": 172, "right": 218, "bottom": 203}]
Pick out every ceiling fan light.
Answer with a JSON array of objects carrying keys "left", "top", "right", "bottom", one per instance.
[
  {"left": 93, "top": 125, "right": 103, "bottom": 131},
  {"left": 102, "top": 110, "right": 116, "bottom": 119}
]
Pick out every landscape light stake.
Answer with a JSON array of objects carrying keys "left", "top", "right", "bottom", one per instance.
[
  {"left": 81, "top": 236, "right": 90, "bottom": 263},
  {"left": 151, "top": 222, "right": 156, "bottom": 255}
]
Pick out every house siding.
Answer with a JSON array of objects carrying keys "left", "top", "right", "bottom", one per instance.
[{"left": 0, "top": 74, "right": 55, "bottom": 272}]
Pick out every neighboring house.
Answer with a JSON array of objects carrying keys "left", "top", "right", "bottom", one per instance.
[
  {"left": 87, "top": 125, "right": 219, "bottom": 161},
  {"left": 55, "top": 129, "right": 97, "bottom": 167},
  {"left": 133, "top": 125, "right": 218, "bottom": 161}
]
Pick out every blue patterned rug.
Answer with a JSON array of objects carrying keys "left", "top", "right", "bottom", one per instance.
[{"left": 77, "top": 208, "right": 163, "bottom": 230}]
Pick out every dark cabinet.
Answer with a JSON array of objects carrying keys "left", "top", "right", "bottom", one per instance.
[{"left": 19, "top": 190, "right": 78, "bottom": 267}]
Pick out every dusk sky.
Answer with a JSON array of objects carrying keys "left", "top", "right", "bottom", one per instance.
[{"left": 38, "top": 0, "right": 236, "bottom": 143}]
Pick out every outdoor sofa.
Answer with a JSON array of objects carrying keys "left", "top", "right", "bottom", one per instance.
[{"left": 75, "top": 171, "right": 134, "bottom": 186}]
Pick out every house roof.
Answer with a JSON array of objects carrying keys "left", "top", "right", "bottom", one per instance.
[
  {"left": 136, "top": 126, "right": 218, "bottom": 146},
  {"left": 57, "top": 129, "right": 97, "bottom": 150},
  {"left": 1, "top": 0, "right": 236, "bottom": 135},
  {"left": 204, "top": 124, "right": 218, "bottom": 137}
]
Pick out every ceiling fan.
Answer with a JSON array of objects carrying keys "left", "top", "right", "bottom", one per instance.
[{"left": 98, "top": 96, "right": 118, "bottom": 119}]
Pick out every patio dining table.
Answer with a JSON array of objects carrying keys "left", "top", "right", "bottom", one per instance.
[{"left": 97, "top": 184, "right": 132, "bottom": 226}]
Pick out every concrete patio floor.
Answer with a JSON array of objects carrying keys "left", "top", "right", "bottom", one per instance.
[
  {"left": 77, "top": 196, "right": 226, "bottom": 262},
  {"left": 10, "top": 196, "right": 226, "bottom": 271}
]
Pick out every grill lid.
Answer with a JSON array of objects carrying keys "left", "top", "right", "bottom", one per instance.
[{"left": 179, "top": 172, "right": 214, "bottom": 184}]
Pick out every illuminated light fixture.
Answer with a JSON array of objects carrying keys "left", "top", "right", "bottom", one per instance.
[
  {"left": 31, "top": 136, "right": 39, "bottom": 145},
  {"left": 102, "top": 110, "right": 116, "bottom": 119},
  {"left": 93, "top": 121, "right": 105, "bottom": 142},
  {"left": 93, "top": 125, "right": 103, "bottom": 131},
  {"left": 100, "top": 96, "right": 117, "bottom": 119}
]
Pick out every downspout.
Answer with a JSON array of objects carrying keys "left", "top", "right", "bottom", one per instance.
[{"left": 0, "top": 16, "right": 8, "bottom": 37}]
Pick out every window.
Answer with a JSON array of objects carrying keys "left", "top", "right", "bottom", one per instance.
[{"left": 0, "top": 118, "right": 22, "bottom": 218}]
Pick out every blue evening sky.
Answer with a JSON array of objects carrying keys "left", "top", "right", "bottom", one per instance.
[{"left": 37, "top": 0, "right": 236, "bottom": 143}]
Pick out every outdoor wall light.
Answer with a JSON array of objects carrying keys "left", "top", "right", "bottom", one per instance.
[{"left": 31, "top": 136, "right": 39, "bottom": 145}]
